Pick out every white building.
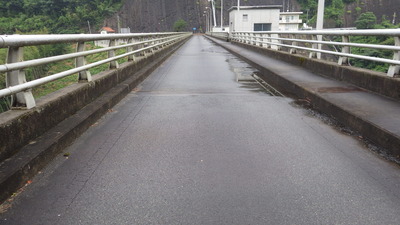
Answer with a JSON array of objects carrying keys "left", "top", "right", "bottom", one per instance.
[
  {"left": 279, "top": 12, "right": 303, "bottom": 31},
  {"left": 228, "top": 5, "right": 282, "bottom": 32}
]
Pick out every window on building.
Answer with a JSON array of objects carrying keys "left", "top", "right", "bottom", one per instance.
[
  {"left": 254, "top": 23, "right": 272, "bottom": 31},
  {"left": 243, "top": 14, "right": 248, "bottom": 22}
]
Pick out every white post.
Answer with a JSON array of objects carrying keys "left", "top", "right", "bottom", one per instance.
[
  {"left": 211, "top": 0, "right": 217, "bottom": 28},
  {"left": 221, "top": 0, "right": 223, "bottom": 29},
  {"left": 316, "top": 0, "right": 325, "bottom": 59},
  {"left": 235, "top": 0, "right": 240, "bottom": 32}
]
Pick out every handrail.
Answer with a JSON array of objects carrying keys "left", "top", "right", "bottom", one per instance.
[
  {"left": 0, "top": 32, "right": 191, "bottom": 110},
  {"left": 0, "top": 35, "right": 180, "bottom": 73},
  {"left": 231, "top": 29, "right": 400, "bottom": 36},
  {"left": 226, "top": 29, "right": 400, "bottom": 77},
  {"left": 0, "top": 32, "right": 182, "bottom": 47}
]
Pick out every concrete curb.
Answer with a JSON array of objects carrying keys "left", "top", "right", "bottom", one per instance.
[
  {"left": 206, "top": 35, "right": 400, "bottom": 160},
  {"left": 0, "top": 36, "right": 191, "bottom": 204}
]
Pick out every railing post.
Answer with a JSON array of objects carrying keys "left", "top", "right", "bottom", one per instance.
[
  {"left": 76, "top": 42, "right": 92, "bottom": 82},
  {"left": 387, "top": 36, "right": 400, "bottom": 77},
  {"left": 140, "top": 37, "right": 147, "bottom": 57},
  {"left": 6, "top": 46, "right": 35, "bottom": 109},
  {"left": 276, "top": 34, "right": 282, "bottom": 51},
  {"left": 259, "top": 34, "right": 263, "bottom": 47},
  {"left": 156, "top": 35, "right": 162, "bottom": 49},
  {"left": 338, "top": 36, "right": 350, "bottom": 65},
  {"left": 149, "top": 35, "right": 155, "bottom": 53},
  {"left": 249, "top": 33, "right": 252, "bottom": 44},
  {"left": 108, "top": 39, "right": 119, "bottom": 69},
  {"left": 271, "top": 34, "right": 280, "bottom": 50},
  {"left": 127, "top": 38, "right": 136, "bottom": 62},
  {"left": 266, "top": 34, "right": 271, "bottom": 48},
  {"left": 309, "top": 35, "right": 318, "bottom": 58},
  {"left": 289, "top": 34, "right": 297, "bottom": 54}
]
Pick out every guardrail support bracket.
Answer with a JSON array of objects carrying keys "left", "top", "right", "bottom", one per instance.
[
  {"left": 388, "top": 37, "right": 400, "bottom": 77},
  {"left": 338, "top": 36, "right": 350, "bottom": 65},
  {"left": 108, "top": 40, "right": 120, "bottom": 69},
  {"left": 6, "top": 47, "right": 36, "bottom": 109},
  {"left": 76, "top": 42, "right": 92, "bottom": 82}
]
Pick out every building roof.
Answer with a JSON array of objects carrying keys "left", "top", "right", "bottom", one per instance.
[
  {"left": 100, "top": 27, "right": 116, "bottom": 33},
  {"left": 228, "top": 5, "right": 282, "bottom": 12},
  {"left": 280, "top": 12, "right": 303, "bottom": 15}
]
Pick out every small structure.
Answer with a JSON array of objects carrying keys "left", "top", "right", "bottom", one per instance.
[
  {"left": 228, "top": 5, "right": 282, "bottom": 32},
  {"left": 212, "top": 26, "right": 230, "bottom": 32},
  {"left": 279, "top": 12, "right": 303, "bottom": 31},
  {"left": 120, "top": 27, "right": 131, "bottom": 34},
  {"left": 96, "top": 27, "right": 117, "bottom": 47},
  {"left": 100, "top": 27, "right": 116, "bottom": 34}
]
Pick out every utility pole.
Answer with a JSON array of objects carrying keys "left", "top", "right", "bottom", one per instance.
[
  {"left": 117, "top": 14, "right": 121, "bottom": 33},
  {"left": 221, "top": 0, "right": 224, "bottom": 29},
  {"left": 208, "top": 0, "right": 217, "bottom": 29},
  {"left": 316, "top": 0, "right": 325, "bottom": 30},
  {"left": 235, "top": 0, "right": 240, "bottom": 32},
  {"left": 316, "top": 0, "right": 325, "bottom": 59},
  {"left": 87, "top": 21, "right": 92, "bottom": 34}
]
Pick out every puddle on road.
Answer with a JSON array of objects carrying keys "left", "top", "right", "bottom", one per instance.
[{"left": 226, "top": 56, "right": 284, "bottom": 97}]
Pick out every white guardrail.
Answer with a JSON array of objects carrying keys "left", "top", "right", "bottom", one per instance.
[
  {"left": 210, "top": 29, "right": 400, "bottom": 77},
  {"left": 0, "top": 32, "right": 191, "bottom": 109}
]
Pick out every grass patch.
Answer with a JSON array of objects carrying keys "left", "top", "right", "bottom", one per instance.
[{"left": 1, "top": 41, "right": 135, "bottom": 112}]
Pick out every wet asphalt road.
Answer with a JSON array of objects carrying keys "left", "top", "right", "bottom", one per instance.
[{"left": 1, "top": 35, "right": 400, "bottom": 224}]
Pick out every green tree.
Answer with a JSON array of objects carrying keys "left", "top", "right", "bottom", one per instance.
[
  {"left": 173, "top": 19, "right": 187, "bottom": 32},
  {"left": 355, "top": 12, "right": 377, "bottom": 29}
]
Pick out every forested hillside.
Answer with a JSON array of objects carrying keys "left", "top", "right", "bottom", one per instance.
[
  {"left": 0, "top": 0, "right": 398, "bottom": 34},
  {"left": 297, "top": 0, "right": 400, "bottom": 28},
  {"left": 0, "top": 0, "right": 123, "bottom": 34}
]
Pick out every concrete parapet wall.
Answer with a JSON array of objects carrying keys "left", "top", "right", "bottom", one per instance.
[{"left": 231, "top": 41, "right": 400, "bottom": 102}]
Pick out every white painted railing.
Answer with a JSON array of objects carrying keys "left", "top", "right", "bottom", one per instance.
[
  {"left": 222, "top": 29, "right": 400, "bottom": 77},
  {"left": 0, "top": 32, "right": 191, "bottom": 109}
]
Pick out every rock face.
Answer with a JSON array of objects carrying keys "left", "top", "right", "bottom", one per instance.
[
  {"left": 104, "top": 0, "right": 299, "bottom": 32},
  {"left": 104, "top": 0, "right": 399, "bottom": 32}
]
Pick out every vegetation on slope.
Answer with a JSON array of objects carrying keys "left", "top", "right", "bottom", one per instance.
[
  {"left": 0, "top": 0, "right": 126, "bottom": 112},
  {"left": 0, "top": 0, "right": 124, "bottom": 34}
]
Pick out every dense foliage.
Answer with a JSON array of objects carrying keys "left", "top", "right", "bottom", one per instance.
[
  {"left": 298, "top": 0, "right": 347, "bottom": 28},
  {"left": 173, "top": 19, "right": 188, "bottom": 32},
  {"left": 0, "top": 0, "right": 124, "bottom": 112},
  {"left": 0, "top": 0, "right": 124, "bottom": 34},
  {"left": 297, "top": 1, "right": 399, "bottom": 73},
  {"left": 350, "top": 13, "right": 398, "bottom": 72}
]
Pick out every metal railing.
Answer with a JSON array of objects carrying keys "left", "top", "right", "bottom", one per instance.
[
  {"left": 227, "top": 29, "right": 400, "bottom": 77},
  {"left": 0, "top": 32, "right": 191, "bottom": 109}
]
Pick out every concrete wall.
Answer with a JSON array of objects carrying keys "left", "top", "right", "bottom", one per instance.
[
  {"left": 230, "top": 41, "right": 400, "bottom": 102},
  {"left": 229, "top": 8, "right": 280, "bottom": 32}
]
